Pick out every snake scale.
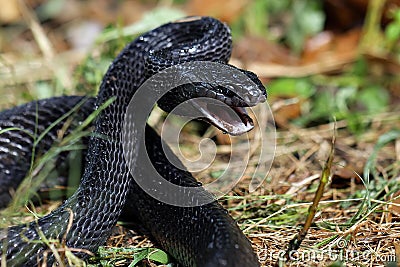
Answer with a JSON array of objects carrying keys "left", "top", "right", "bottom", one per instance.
[{"left": 0, "top": 17, "right": 266, "bottom": 266}]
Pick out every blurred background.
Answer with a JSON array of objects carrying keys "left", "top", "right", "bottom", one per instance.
[{"left": 1, "top": 0, "right": 399, "bottom": 130}]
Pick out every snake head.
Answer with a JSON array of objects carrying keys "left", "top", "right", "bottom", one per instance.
[{"left": 157, "top": 65, "right": 267, "bottom": 136}]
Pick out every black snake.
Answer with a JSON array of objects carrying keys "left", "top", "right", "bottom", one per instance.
[{"left": 0, "top": 17, "right": 267, "bottom": 266}]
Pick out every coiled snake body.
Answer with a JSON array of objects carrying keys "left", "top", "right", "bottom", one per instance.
[{"left": 0, "top": 17, "right": 266, "bottom": 266}]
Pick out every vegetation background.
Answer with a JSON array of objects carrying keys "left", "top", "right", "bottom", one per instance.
[{"left": 1, "top": 0, "right": 400, "bottom": 266}]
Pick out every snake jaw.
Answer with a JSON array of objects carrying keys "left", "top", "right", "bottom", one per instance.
[{"left": 191, "top": 99, "right": 256, "bottom": 136}]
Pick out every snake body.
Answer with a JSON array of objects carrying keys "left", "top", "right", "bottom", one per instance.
[{"left": 0, "top": 17, "right": 266, "bottom": 266}]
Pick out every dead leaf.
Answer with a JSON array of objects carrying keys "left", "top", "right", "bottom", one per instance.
[
  {"left": 187, "top": 0, "right": 249, "bottom": 23},
  {"left": 0, "top": 0, "right": 21, "bottom": 23},
  {"left": 233, "top": 36, "right": 298, "bottom": 66},
  {"left": 272, "top": 99, "right": 302, "bottom": 129}
]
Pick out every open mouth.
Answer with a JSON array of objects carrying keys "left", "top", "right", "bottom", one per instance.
[{"left": 191, "top": 99, "right": 260, "bottom": 136}]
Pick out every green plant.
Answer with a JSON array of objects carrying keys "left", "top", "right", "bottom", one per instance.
[
  {"left": 231, "top": 0, "right": 325, "bottom": 54},
  {"left": 385, "top": 7, "right": 400, "bottom": 54},
  {"left": 90, "top": 247, "right": 170, "bottom": 267}
]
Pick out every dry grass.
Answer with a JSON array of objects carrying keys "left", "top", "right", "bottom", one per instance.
[
  {"left": 95, "top": 111, "right": 400, "bottom": 266},
  {"left": 170, "top": 110, "right": 400, "bottom": 267}
]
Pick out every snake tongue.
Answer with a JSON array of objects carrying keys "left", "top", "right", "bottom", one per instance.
[{"left": 193, "top": 100, "right": 254, "bottom": 136}]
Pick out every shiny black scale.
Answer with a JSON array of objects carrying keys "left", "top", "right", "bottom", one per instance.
[{"left": 0, "top": 17, "right": 264, "bottom": 266}]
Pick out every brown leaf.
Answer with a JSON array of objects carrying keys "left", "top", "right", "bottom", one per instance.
[
  {"left": 331, "top": 164, "right": 363, "bottom": 188},
  {"left": 272, "top": 100, "right": 302, "bottom": 129},
  {"left": 187, "top": 0, "right": 249, "bottom": 23},
  {"left": 233, "top": 36, "right": 298, "bottom": 66},
  {"left": 301, "top": 29, "right": 361, "bottom": 65},
  {"left": 0, "top": 0, "right": 21, "bottom": 23},
  {"left": 247, "top": 29, "right": 361, "bottom": 78}
]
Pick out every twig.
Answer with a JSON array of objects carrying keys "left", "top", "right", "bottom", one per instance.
[{"left": 274, "top": 123, "right": 336, "bottom": 266}]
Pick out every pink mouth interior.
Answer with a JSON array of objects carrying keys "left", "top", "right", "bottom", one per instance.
[{"left": 192, "top": 99, "right": 254, "bottom": 136}]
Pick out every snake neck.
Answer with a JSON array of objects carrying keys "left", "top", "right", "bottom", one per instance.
[
  {"left": 1, "top": 44, "right": 147, "bottom": 267},
  {"left": 1, "top": 30, "right": 152, "bottom": 267},
  {"left": 1, "top": 16, "right": 233, "bottom": 266}
]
